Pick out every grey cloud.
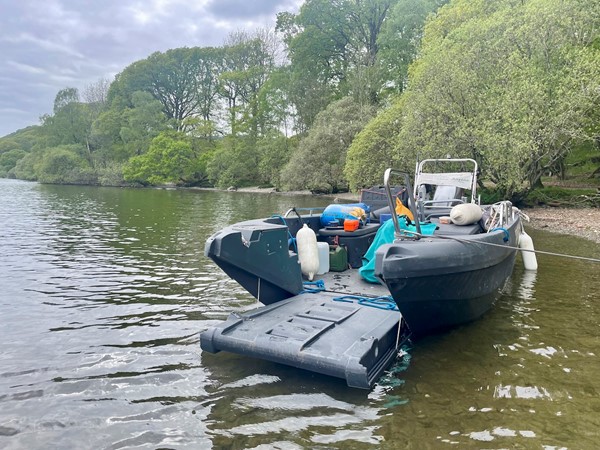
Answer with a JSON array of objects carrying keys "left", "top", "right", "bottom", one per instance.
[
  {"left": 0, "top": 0, "right": 301, "bottom": 137},
  {"left": 207, "top": 0, "right": 300, "bottom": 20}
]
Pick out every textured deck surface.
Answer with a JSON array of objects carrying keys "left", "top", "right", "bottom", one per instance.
[
  {"left": 316, "top": 269, "right": 390, "bottom": 298},
  {"left": 201, "top": 277, "right": 404, "bottom": 389}
]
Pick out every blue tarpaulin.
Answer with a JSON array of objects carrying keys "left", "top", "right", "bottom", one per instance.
[{"left": 359, "top": 217, "right": 437, "bottom": 283}]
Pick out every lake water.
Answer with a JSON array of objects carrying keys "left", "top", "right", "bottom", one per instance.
[{"left": 1, "top": 178, "right": 599, "bottom": 449}]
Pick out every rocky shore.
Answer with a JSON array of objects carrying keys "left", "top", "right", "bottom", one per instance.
[
  {"left": 218, "top": 186, "right": 600, "bottom": 245},
  {"left": 522, "top": 207, "right": 600, "bottom": 244}
]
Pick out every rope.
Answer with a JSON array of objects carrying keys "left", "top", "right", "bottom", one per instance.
[
  {"left": 395, "top": 316, "right": 404, "bottom": 351},
  {"left": 406, "top": 231, "right": 600, "bottom": 263},
  {"left": 490, "top": 227, "right": 510, "bottom": 242},
  {"left": 332, "top": 295, "right": 399, "bottom": 311},
  {"left": 271, "top": 214, "right": 297, "bottom": 252},
  {"left": 301, "top": 279, "right": 325, "bottom": 293}
]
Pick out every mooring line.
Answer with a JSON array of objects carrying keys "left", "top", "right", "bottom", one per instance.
[{"left": 400, "top": 232, "right": 600, "bottom": 263}]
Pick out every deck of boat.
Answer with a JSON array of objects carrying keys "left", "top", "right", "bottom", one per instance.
[
  {"left": 200, "top": 269, "right": 406, "bottom": 389},
  {"left": 315, "top": 268, "right": 390, "bottom": 297}
]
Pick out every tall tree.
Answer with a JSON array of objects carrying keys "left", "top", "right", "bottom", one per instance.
[
  {"left": 53, "top": 87, "right": 79, "bottom": 113},
  {"left": 256, "top": 67, "right": 297, "bottom": 137},
  {"left": 345, "top": 97, "right": 407, "bottom": 191},
  {"left": 281, "top": 96, "right": 376, "bottom": 193},
  {"left": 277, "top": 0, "right": 396, "bottom": 129},
  {"left": 276, "top": 0, "right": 451, "bottom": 129},
  {"left": 44, "top": 88, "right": 95, "bottom": 159},
  {"left": 397, "top": 0, "right": 600, "bottom": 196},
  {"left": 123, "top": 131, "right": 205, "bottom": 186},
  {"left": 119, "top": 91, "right": 168, "bottom": 157},
  {"left": 219, "top": 30, "right": 277, "bottom": 138},
  {"left": 376, "top": 0, "right": 448, "bottom": 95},
  {"left": 144, "top": 48, "right": 203, "bottom": 131},
  {"left": 111, "top": 48, "right": 222, "bottom": 132},
  {"left": 193, "top": 47, "right": 223, "bottom": 124}
]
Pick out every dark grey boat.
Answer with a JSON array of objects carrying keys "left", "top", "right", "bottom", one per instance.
[{"left": 201, "top": 158, "right": 525, "bottom": 387}]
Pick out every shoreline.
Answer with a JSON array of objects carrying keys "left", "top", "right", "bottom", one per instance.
[
  {"left": 204, "top": 186, "right": 600, "bottom": 244},
  {"left": 189, "top": 185, "right": 360, "bottom": 201},
  {"left": 522, "top": 206, "right": 600, "bottom": 244}
]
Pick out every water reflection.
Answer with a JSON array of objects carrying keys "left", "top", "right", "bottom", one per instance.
[
  {"left": 517, "top": 269, "right": 538, "bottom": 300},
  {"left": 206, "top": 382, "right": 385, "bottom": 447}
]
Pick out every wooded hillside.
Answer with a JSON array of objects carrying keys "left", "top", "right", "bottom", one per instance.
[{"left": 1, "top": 0, "right": 598, "bottom": 200}]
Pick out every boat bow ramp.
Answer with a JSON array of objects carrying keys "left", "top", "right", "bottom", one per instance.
[{"left": 200, "top": 271, "right": 407, "bottom": 389}]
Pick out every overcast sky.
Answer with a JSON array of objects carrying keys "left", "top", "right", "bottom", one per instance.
[{"left": 0, "top": 0, "right": 302, "bottom": 138}]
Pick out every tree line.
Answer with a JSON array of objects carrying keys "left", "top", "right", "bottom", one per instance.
[{"left": 1, "top": 0, "right": 598, "bottom": 199}]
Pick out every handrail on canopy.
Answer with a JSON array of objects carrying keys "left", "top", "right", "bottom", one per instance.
[
  {"left": 383, "top": 168, "right": 421, "bottom": 240},
  {"left": 413, "top": 158, "right": 478, "bottom": 203}
]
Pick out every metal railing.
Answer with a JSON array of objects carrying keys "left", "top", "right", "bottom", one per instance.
[
  {"left": 485, "top": 201, "right": 514, "bottom": 231},
  {"left": 283, "top": 206, "right": 326, "bottom": 219},
  {"left": 383, "top": 168, "right": 421, "bottom": 240}
]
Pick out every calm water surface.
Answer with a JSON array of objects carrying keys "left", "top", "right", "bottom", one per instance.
[{"left": 1, "top": 178, "right": 599, "bottom": 449}]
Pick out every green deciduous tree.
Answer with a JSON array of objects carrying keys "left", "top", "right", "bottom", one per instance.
[
  {"left": 89, "top": 91, "right": 168, "bottom": 184},
  {"left": 144, "top": 49, "right": 205, "bottom": 131},
  {"left": 42, "top": 87, "right": 108, "bottom": 168},
  {"left": 277, "top": 0, "right": 395, "bottom": 128},
  {"left": 0, "top": 139, "right": 20, "bottom": 155},
  {"left": 119, "top": 91, "right": 168, "bottom": 156},
  {"left": 257, "top": 133, "right": 297, "bottom": 188},
  {"left": 397, "top": 0, "right": 600, "bottom": 196},
  {"left": 12, "top": 153, "right": 38, "bottom": 181},
  {"left": 376, "top": 0, "right": 447, "bottom": 95},
  {"left": 53, "top": 87, "right": 79, "bottom": 113},
  {"left": 345, "top": 97, "right": 408, "bottom": 191},
  {"left": 207, "top": 136, "right": 260, "bottom": 188},
  {"left": 37, "top": 145, "right": 96, "bottom": 184},
  {"left": 0, "top": 149, "right": 27, "bottom": 177},
  {"left": 123, "top": 131, "right": 207, "bottom": 186},
  {"left": 219, "top": 30, "right": 278, "bottom": 138},
  {"left": 110, "top": 47, "right": 222, "bottom": 133},
  {"left": 44, "top": 88, "right": 93, "bottom": 149},
  {"left": 281, "top": 96, "right": 376, "bottom": 193}
]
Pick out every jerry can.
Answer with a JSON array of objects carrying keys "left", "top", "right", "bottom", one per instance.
[{"left": 329, "top": 245, "right": 348, "bottom": 272}]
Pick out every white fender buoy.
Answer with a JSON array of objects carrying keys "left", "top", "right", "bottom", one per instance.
[
  {"left": 519, "top": 231, "right": 538, "bottom": 271},
  {"left": 297, "top": 224, "right": 319, "bottom": 280}
]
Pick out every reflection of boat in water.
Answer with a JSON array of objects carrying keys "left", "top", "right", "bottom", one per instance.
[
  {"left": 517, "top": 270, "right": 538, "bottom": 301},
  {"left": 201, "top": 159, "right": 529, "bottom": 388}
]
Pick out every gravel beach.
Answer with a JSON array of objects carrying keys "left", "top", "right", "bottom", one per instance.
[{"left": 522, "top": 207, "right": 600, "bottom": 244}]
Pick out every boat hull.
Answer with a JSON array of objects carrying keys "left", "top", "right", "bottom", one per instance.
[
  {"left": 205, "top": 205, "right": 522, "bottom": 336},
  {"left": 383, "top": 254, "right": 515, "bottom": 335},
  {"left": 204, "top": 216, "right": 322, "bottom": 305},
  {"left": 377, "top": 216, "right": 521, "bottom": 335}
]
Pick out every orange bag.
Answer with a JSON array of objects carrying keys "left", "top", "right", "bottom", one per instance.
[{"left": 395, "top": 198, "right": 414, "bottom": 221}]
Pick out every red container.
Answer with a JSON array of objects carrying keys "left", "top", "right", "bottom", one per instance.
[{"left": 343, "top": 219, "right": 360, "bottom": 232}]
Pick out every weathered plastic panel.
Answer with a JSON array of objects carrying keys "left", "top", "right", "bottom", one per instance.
[
  {"left": 205, "top": 220, "right": 304, "bottom": 304},
  {"left": 201, "top": 292, "right": 405, "bottom": 389}
]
